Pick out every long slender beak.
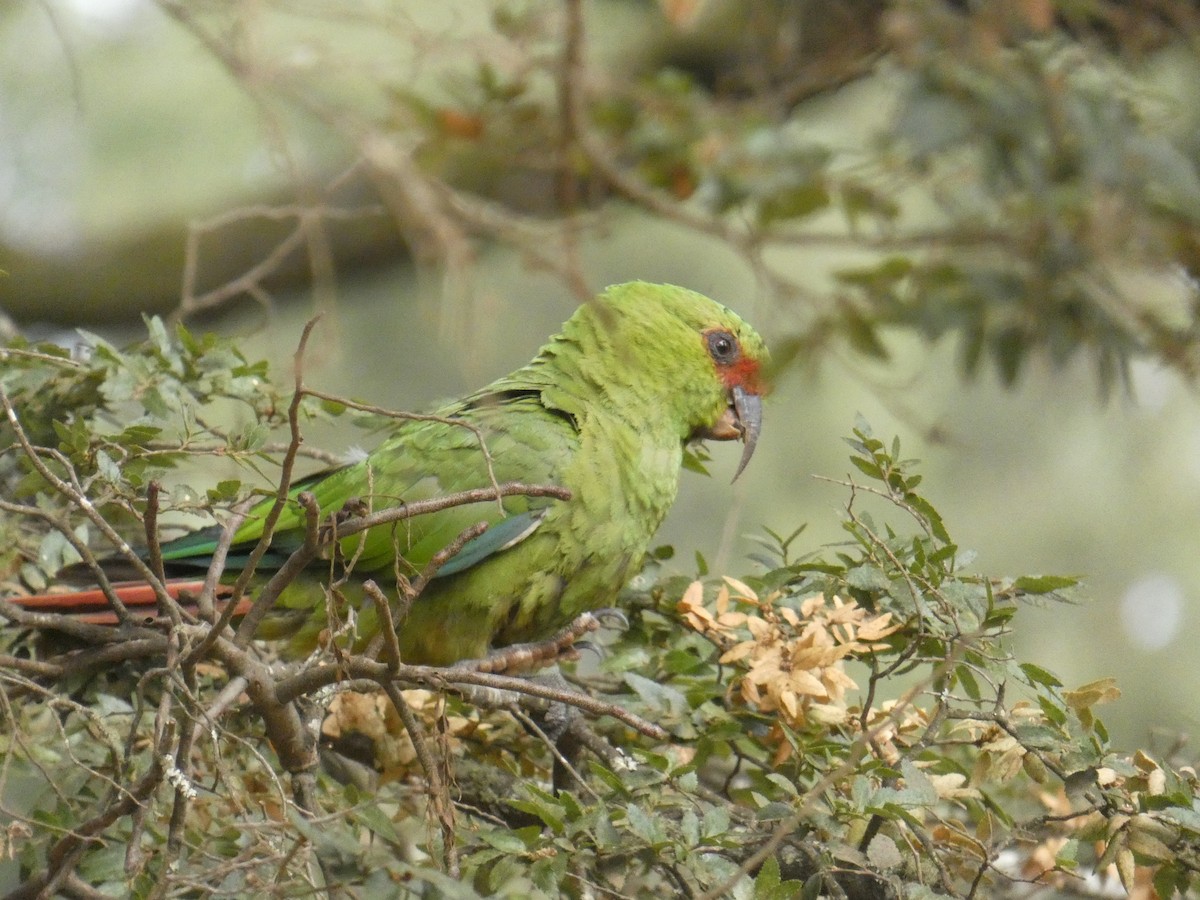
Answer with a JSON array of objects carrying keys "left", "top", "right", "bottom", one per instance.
[{"left": 730, "top": 386, "right": 762, "bottom": 483}]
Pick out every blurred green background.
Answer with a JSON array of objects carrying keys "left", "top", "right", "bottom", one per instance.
[{"left": 3, "top": 0, "right": 1199, "bottom": 750}]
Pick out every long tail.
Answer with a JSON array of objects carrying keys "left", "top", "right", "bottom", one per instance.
[{"left": 10, "top": 580, "right": 251, "bottom": 625}]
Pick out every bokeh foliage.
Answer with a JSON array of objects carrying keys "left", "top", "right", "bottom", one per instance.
[
  {"left": 9, "top": 0, "right": 1197, "bottom": 396},
  {"left": 85, "top": 0, "right": 1197, "bottom": 391}
]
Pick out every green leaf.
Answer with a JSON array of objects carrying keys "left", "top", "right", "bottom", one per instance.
[
  {"left": 487, "top": 854, "right": 528, "bottom": 892},
  {"left": 1020, "top": 663, "right": 1063, "bottom": 689},
  {"left": 983, "top": 604, "right": 1017, "bottom": 628},
  {"left": 1014, "top": 574, "right": 1079, "bottom": 594},
  {"left": 53, "top": 417, "right": 90, "bottom": 457},
  {"left": 848, "top": 455, "right": 882, "bottom": 479},
  {"left": 586, "top": 761, "right": 630, "bottom": 798},
  {"left": 866, "top": 834, "right": 903, "bottom": 870},
  {"left": 117, "top": 423, "right": 163, "bottom": 445},
  {"left": 991, "top": 326, "right": 1030, "bottom": 386},
  {"left": 842, "top": 308, "right": 890, "bottom": 360},
  {"left": 478, "top": 828, "right": 528, "bottom": 855},
  {"left": 624, "top": 672, "right": 689, "bottom": 721},
  {"left": 592, "top": 809, "right": 621, "bottom": 850},
  {"left": 840, "top": 180, "right": 900, "bottom": 225},
  {"left": 681, "top": 808, "right": 700, "bottom": 848},
  {"left": 845, "top": 564, "right": 891, "bottom": 591},
  {"left": 624, "top": 803, "right": 664, "bottom": 845},
  {"left": 351, "top": 803, "right": 402, "bottom": 844},
  {"left": 557, "top": 789, "right": 583, "bottom": 822},
  {"left": 758, "top": 182, "right": 830, "bottom": 225},
  {"left": 1153, "top": 863, "right": 1190, "bottom": 899},
  {"left": 95, "top": 450, "right": 121, "bottom": 483},
  {"left": 510, "top": 787, "right": 566, "bottom": 832},
  {"left": 1159, "top": 806, "right": 1200, "bottom": 834},
  {"left": 899, "top": 760, "right": 938, "bottom": 806},
  {"left": 1013, "top": 724, "right": 1064, "bottom": 750},
  {"left": 756, "top": 802, "right": 794, "bottom": 821},
  {"left": 530, "top": 854, "right": 567, "bottom": 894},
  {"left": 754, "top": 854, "right": 782, "bottom": 896},
  {"left": 682, "top": 445, "right": 712, "bottom": 476},
  {"left": 206, "top": 479, "right": 244, "bottom": 503},
  {"left": 764, "top": 772, "right": 799, "bottom": 798},
  {"left": 702, "top": 804, "right": 730, "bottom": 840},
  {"left": 1054, "top": 837, "right": 1084, "bottom": 870},
  {"left": 1036, "top": 693, "right": 1068, "bottom": 727},
  {"left": 835, "top": 256, "right": 914, "bottom": 290},
  {"left": 907, "top": 495, "right": 951, "bottom": 544},
  {"left": 36, "top": 529, "right": 81, "bottom": 574},
  {"left": 956, "top": 665, "right": 981, "bottom": 701},
  {"left": 229, "top": 422, "right": 269, "bottom": 452}
]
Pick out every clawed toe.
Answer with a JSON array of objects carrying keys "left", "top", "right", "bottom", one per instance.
[
  {"left": 572, "top": 639, "right": 604, "bottom": 661},
  {"left": 588, "top": 607, "right": 629, "bottom": 631}
]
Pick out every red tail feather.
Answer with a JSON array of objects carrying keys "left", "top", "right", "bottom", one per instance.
[{"left": 11, "top": 580, "right": 249, "bottom": 625}]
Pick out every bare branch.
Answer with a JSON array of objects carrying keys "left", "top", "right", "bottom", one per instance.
[{"left": 275, "top": 656, "right": 669, "bottom": 741}]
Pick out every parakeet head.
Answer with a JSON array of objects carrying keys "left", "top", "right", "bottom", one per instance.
[{"left": 563, "top": 281, "right": 769, "bottom": 480}]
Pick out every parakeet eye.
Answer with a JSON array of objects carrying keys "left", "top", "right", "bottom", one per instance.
[{"left": 706, "top": 330, "right": 739, "bottom": 364}]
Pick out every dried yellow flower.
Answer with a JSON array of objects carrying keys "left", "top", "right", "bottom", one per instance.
[{"left": 678, "top": 581, "right": 903, "bottom": 733}]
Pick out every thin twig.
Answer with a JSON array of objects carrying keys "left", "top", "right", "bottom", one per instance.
[
  {"left": 334, "top": 482, "right": 570, "bottom": 541},
  {"left": 142, "top": 481, "right": 180, "bottom": 628},
  {"left": 230, "top": 491, "right": 322, "bottom": 648},
  {"left": 0, "top": 346, "right": 85, "bottom": 369},
  {"left": 380, "top": 681, "right": 459, "bottom": 876},
  {"left": 226, "top": 318, "right": 323, "bottom": 609},
  {"left": 12, "top": 752, "right": 170, "bottom": 900},
  {"left": 196, "top": 501, "right": 252, "bottom": 622},
  {"left": 408, "top": 520, "right": 490, "bottom": 597},
  {"left": 363, "top": 580, "right": 402, "bottom": 671}
]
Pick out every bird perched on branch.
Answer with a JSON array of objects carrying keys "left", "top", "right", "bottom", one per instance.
[{"left": 15, "top": 281, "right": 768, "bottom": 667}]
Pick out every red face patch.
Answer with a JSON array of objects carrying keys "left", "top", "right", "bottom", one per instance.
[{"left": 720, "top": 354, "right": 765, "bottom": 395}]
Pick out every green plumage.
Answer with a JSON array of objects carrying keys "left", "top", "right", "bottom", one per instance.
[{"left": 161, "top": 282, "right": 769, "bottom": 665}]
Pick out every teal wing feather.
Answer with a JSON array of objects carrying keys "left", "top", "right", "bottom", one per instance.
[{"left": 433, "top": 508, "right": 546, "bottom": 577}]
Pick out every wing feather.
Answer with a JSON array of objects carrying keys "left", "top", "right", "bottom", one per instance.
[{"left": 160, "top": 391, "right": 573, "bottom": 580}]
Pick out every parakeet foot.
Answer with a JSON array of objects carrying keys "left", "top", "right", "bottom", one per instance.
[
  {"left": 455, "top": 610, "right": 607, "bottom": 674},
  {"left": 514, "top": 669, "right": 631, "bottom": 793}
]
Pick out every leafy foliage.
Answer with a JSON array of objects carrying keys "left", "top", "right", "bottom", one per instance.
[
  {"left": 0, "top": 321, "right": 334, "bottom": 589},
  {"left": 3, "top": 327, "right": 1199, "bottom": 897}
]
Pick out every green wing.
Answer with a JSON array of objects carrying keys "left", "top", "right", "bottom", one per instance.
[{"left": 161, "top": 391, "right": 575, "bottom": 581}]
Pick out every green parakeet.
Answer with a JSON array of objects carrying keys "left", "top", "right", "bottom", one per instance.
[{"left": 20, "top": 282, "right": 768, "bottom": 666}]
